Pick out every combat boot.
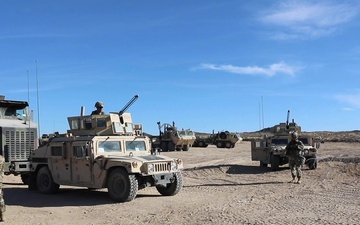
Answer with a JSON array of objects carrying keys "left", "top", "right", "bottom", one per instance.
[
  {"left": 0, "top": 212, "right": 4, "bottom": 222},
  {"left": 288, "top": 176, "right": 296, "bottom": 183},
  {"left": 296, "top": 177, "right": 301, "bottom": 184}
]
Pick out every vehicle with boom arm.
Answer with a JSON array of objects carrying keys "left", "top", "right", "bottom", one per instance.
[
  {"left": 28, "top": 95, "right": 184, "bottom": 202},
  {"left": 153, "top": 121, "right": 196, "bottom": 152},
  {"left": 251, "top": 110, "right": 319, "bottom": 170},
  {"left": 0, "top": 95, "right": 38, "bottom": 184}
]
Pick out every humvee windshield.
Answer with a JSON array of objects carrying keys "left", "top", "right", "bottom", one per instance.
[
  {"left": 298, "top": 138, "right": 309, "bottom": 145},
  {"left": 178, "top": 130, "right": 194, "bottom": 137},
  {"left": 126, "top": 140, "right": 147, "bottom": 151},
  {"left": 271, "top": 139, "right": 288, "bottom": 145},
  {"left": 99, "top": 141, "right": 122, "bottom": 153}
]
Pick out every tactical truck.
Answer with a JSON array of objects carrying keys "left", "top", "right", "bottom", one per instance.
[
  {"left": 192, "top": 130, "right": 241, "bottom": 148},
  {"left": 251, "top": 110, "right": 319, "bottom": 170},
  {"left": 28, "top": 95, "right": 184, "bottom": 202},
  {"left": 153, "top": 121, "right": 196, "bottom": 151},
  {"left": 0, "top": 95, "right": 38, "bottom": 184}
]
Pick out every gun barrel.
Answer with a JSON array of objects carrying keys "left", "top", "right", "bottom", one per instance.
[
  {"left": 286, "top": 110, "right": 290, "bottom": 125},
  {"left": 118, "top": 95, "right": 139, "bottom": 115}
]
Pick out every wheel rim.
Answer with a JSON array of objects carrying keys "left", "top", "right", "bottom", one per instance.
[{"left": 40, "top": 174, "right": 50, "bottom": 188}]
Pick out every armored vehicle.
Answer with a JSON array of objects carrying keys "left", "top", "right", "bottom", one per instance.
[
  {"left": 153, "top": 121, "right": 196, "bottom": 152},
  {"left": 192, "top": 130, "right": 240, "bottom": 148},
  {"left": 0, "top": 95, "right": 38, "bottom": 184},
  {"left": 251, "top": 110, "right": 319, "bottom": 171},
  {"left": 28, "top": 95, "right": 184, "bottom": 202}
]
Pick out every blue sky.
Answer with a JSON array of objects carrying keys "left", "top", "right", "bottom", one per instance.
[{"left": 1, "top": 0, "right": 360, "bottom": 135}]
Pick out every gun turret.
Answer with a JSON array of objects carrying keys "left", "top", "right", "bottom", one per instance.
[{"left": 67, "top": 95, "right": 140, "bottom": 136}]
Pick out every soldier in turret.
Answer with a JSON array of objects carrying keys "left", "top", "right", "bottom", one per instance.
[
  {"left": 285, "top": 131, "right": 305, "bottom": 184},
  {"left": 0, "top": 155, "right": 5, "bottom": 222},
  {"left": 91, "top": 101, "right": 105, "bottom": 115}
]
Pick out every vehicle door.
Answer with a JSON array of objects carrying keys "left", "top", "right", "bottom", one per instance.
[
  {"left": 71, "top": 141, "right": 92, "bottom": 184},
  {"left": 49, "top": 142, "right": 71, "bottom": 182},
  {"left": 251, "top": 139, "right": 267, "bottom": 162}
]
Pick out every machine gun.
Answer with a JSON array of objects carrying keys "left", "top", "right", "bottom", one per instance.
[{"left": 119, "top": 95, "right": 138, "bottom": 116}]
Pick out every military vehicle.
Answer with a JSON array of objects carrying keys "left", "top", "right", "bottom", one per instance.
[
  {"left": 0, "top": 95, "right": 38, "bottom": 184},
  {"left": 192, "top": 130, "right": 240, "bottom": 148},
  {"left": 251, "top": 110, "right": 319, "bottom": 171},
  {"left": 152, "top": 121, "right": 196, "bottom": 152},
  {"left": 28, "top": 95, "right": 184, "bottom": 202}
]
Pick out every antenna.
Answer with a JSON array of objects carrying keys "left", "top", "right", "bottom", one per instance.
[
  {"left": 36, "top": 60, "right": 41, "bottom": 139},
  {"left": 258, "top": 102, "right": 261, "bottom": 130},
  {"left": 261, "top": 96, "right": 265, "bottom": 129}
]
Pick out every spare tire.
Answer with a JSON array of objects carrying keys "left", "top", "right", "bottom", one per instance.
[{"left": 219, "top": 132, "right": 227, "bottom": 139}]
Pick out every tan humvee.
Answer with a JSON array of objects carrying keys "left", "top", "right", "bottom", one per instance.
[
  {"left": 28, "top": 95, "right": 184, "bottom": 202},
  {"left": 251, "top": 110, "right": 319, "bottom": 170}
]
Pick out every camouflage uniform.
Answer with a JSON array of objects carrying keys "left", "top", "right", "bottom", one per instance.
[
  {"left": 91, "top": 101, "right": 105, "bottom": 115},
  {"left": 0, "top": 155, "right": 5, "bottom": 222},
  {"left": 285, "top": 132, "right": 305, "bottom": 184}
]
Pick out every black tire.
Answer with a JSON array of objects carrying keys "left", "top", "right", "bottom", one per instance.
[
  {"left": 161, "top": 142, "right": 168, "bottom": 152},
  {"left": 36, "top": 166, "right": 60, "bottom": 194},
  {"left": 260, "top": 161, "right": 268, "bottom": 167},
  {"left": 225, "top": 142, "right": 231, "bottom": 148},
  {"left": 307, "top": 158, "right": 318, "bottom": 170},
  {"left": 216, "top": 142, "right": 223, "bottom": 148},
  {"left": 21, "top": 173, "right": 30, "bottom": 185},
  {"left": 167, "top": 142, "right": 175, "bottom": 151},
  {"left": 107, "top": 168, "right": 138, "bottom": 202},
  {"left": 198, "top": 141, "right": 205, "bottom": 147},
  {"left": 231, "top": 144, "right": 235, "bottom": 148},
  {"left": 270, "top": 154, "right": 280, "bottom": 171},
  {"left": 156, "top": 172, "right": 183, "bottom": 196},
  {"left": 182, "top": 145, "right": 189, "bottom": 151},
  {"left": 28, "top": 172, "right": 38, "bottom": 191}
]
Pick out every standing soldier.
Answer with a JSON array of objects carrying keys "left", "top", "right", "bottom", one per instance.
[
  {"left": 285, "top": 131, "right": 305, "bottom": 184},
  {"left": 0, "top": 155, "right": 5, "bottom": 222}
]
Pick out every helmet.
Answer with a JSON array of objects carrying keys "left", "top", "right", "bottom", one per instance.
[
  {"left": 95, "top": 101, "right": 104, "bottom": 108},
  {"left": 291, "top": 131, "right": 298, "bottom": 139}
]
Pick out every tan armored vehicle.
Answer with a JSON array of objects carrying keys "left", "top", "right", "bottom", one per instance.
[
  {"left": 192, "top": 130, "right": 240, "bottom": 148},
  {"left": 0, "top": 95, "right": 38, "bottom": 184},
  {"left": 28, "top": 95, "right": 184, "bottom": 202},
  {"left": 153, "top": 121, "right": 196, "bottom": 151},
  {"left": 251, "top": 110, "right": 319, "bottom": 170}
]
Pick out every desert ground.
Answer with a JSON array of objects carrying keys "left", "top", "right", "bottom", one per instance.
[{"left": 3, "top": 140, "right": 360, "bottom": 225}]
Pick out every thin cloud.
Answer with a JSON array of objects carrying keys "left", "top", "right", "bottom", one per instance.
[
  {"left": 198, "top": 62, "right": 299, "bottom": 77},
  {"left": 342, "top": 107, "right": 355, "bottom": 111},
  {"left": 336, "top": 93, "right": 360, "bottom": 108},
  {"left": 260, "top": 0, "right": 359, "bottom": 39}
]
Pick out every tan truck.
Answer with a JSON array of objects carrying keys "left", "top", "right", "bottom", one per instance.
[
  {"left": 192, "top": 130, "right": 241, "bottom": 148},
  {"left": 153, "top": 121, "right": 196, "bottom": 151},
  {"left": 28, "top": 95, "right": 184, "bottom": 202},
  {"left": 0, "top": 95, "right": 38, "bottom": 184},
  {"left": 251, "top": 110, "right": 319, "bottom": 170}
]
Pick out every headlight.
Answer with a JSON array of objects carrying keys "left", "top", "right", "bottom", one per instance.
[
  {"left": 170, "top": 161, "right": 178, "bottom": 170},
  {"left": 304, "top": 150, "right": 309, "bottom": 155},
  {"left": 148, "top": 163, "right": 154, "bottom": 173}
]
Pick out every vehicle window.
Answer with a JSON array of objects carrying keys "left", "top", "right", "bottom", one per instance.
[
  {"left": 126, "top": 141, "right": 146, "bottom": 151},
  {"left": 271, "top": 139, "right": 288, "bottom": 145},
  {"left": 73, "top": 146, "right": 88, "bottom": 158},
  {"left": 299, "top": 138, "right": 309, "bottom": 144},
  {"left": 98, "top": 141, "right": 122, "bottom": 153}
]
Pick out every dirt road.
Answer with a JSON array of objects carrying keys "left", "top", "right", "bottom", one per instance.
[{"left": 3, "top": 141, "right": 360, "bottom": 225}]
